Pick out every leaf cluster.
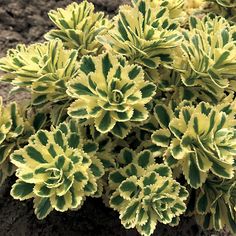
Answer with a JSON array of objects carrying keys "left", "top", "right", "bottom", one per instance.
[{"left": 0, "top": 1, "right": 236, "bottom": 235}]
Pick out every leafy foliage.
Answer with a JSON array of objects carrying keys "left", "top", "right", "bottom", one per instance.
[
  {"left": 0, "top": 40, "right": 79, "bottom": 106},
  {"left": 207, "top": 0, "right": 236, "bottom": 21},
  {"left": 174, "top": 14, "right": 236, "bottom": 96},
  {"left": 195, "top": 174, "right": 236, "bottom": 234},
  {"left": 67, "top": 52, "right": 156, "bottom": 138},
  {"left": 152, "top": 100, "right": 236, "bottom": 188},
  {"left": 109, "top": 148, "right": 188, "bottom": 236},
  {"left": 0, "top": 0, "right": 235, "bottom": 235},
  {"left": 45, "top": 1, "right": 111, "bottom": 56},
  {"left": 0, "top": 97, "right": 37, "bottom": 185},
  {"left": 11, "top": 120, "right": 104, "bottom": 219},
  {"left": 97, "top": 0, "right": 182, "bottom": 68}
]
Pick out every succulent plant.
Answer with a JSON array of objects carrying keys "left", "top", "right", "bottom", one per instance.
[
  {"left": 0, "top": 0, "right": 235, "bottom": 235},
  {"left": 152, "top": 100, "right": 236, "bottom": 188},
  {"left": 0, "top": 40, "right": 79, "bottom": 106},
  {"left": 174, "top": 14, "right": 236, "bottom": 96},
  {"left": 0, "top": 98, "right": 24, "bottom": 185},
  {"left": 109, "top": 148, "right": 188, "bottom": 236},
  {"left": 195, "top": 174, "right": 236, "bottom": 234},
  {"left": 97, "top": 0, "right": 182, "bottom": 69},
  {"left": 67, "top": 52, "right": 156, "bottom": 138},
  {"left": 0, "top": 96, "right": 38, "bottom": 185},
  {"left": 206, "top": 0, "right": 236, "bottom": 21},
  {"left": 10, "top": 120, "right": 104, "bottom": 219},
  {"left": 45, "top": 1, "right": 112, "bottom": 56}
]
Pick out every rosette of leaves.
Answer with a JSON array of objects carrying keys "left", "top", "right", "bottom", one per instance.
[
  {"left": 152, "top": 101, "right": 236, "bottom": 188},
  {"left": 45, "top": 1, "right": 111, "bottom": 56},
  {"left": 108, "top": 148, "right": 188, "bottom": 236},
  {"left": 0, "top": 40, "right": 78, "bottom": 106},
  {"left": 10, "top": 120, "right": 104, "bottom": 219},
  {"left": 0, "top": 97, "right": 29, "bottom": 185},
  {"left": 195, "top": 174, "right": 236, "bottom": 234},
  {"left": 97, "top": 0, "right": 182, "bottom": 69},
  {"left": 67, "top": 52, "right": 156, "bottom": 138},
  {"left": 0, "top": 96, "right": 44, "bottom": 186},
  {"left": 174, "top": 14, "right": 236, "bottom": 96},
  {"left": 207, "top": 0, "right": 236, "bottom": 21}
]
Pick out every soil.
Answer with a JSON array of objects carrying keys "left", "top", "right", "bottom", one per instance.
[
  {"left": 0, "top": 0, "right": 232, "bottom": 235},
  {"left": 0, "top": 176, "right": 210, "bottom": 236}
]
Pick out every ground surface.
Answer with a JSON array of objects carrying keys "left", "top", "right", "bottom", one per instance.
[{"left": 0, "top": 0, "right": 231, "bottom": 235}]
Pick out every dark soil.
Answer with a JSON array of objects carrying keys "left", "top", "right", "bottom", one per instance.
[
  {"left": 0, "top": 177, "right": 132, "bottom": 236},
  {"left": 0, "top": 175, "right": 208, "bottom": 236},
  {"left": 0, "top": 0, "right": 231, "bottom": 235},
  {"left": 0, "top": 0, "right": 129, "bottom": 57}
]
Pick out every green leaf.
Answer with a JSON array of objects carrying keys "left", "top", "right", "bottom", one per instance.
[
  {"left": 36, "top": 131, "right": 49, "bottom": 146},
  {"left": 84, "top": 180, "right": 97, "bottom": 193},
  {"left": 32, "top": 95, "right": 47, "bottom": 105},
  {"left": 154, "top": 104, "right": 172, "bottom": 128},
  {"left": 95, "top": 111, "right": 115, "bottom": 133},
  {"left": 11, "top": 153, "right": 26, "bottom": 165},
  {"left": 140, "top": 83, "right": 156, "bottom": 99},
  {"left": 142, "top": 58, "right": 157, "bottom": 68},
  {"left": 71, "top": 83, "right": 94, "bottom": 96},
  {"left": 119, "top": 179, "right": 137, "bottom": 199},
  {"left": 102, "top": 53, "right": 112, "bottom": 78},
  {"left": 210, "top": 159, "right": 233, "bottom": 179},
  {"left": 70, "top": 186, "right": 83, "bottom": 209},
  {"left": 67, "top": 133, "right": 80, "bottom": 149},
  {"left": 189, "top": 16, "right": 197, "bottom": 29},
  {"left": 34, "top": 198, "right": 52, "bottom": 219},
  {"left": 55, "top": 155, "right": 66, "bottom": 169},
  {"left": 119, "top": 148, "right": 135, "bottom": 165},
  {"left": 53, "top": 130, "right": 65, "bottom": 148},
  {"left": 117, "top": 19, "right": 129, "bottom": 41},
  {"left": 34, "top": 185, "right": 52, "bottom": 197},
  {"left": 121, "top": 200, "right": 139, "bottom": 221},
  {"left": 33, "top": 113, "right": 47, "bottom": 131},
  {"left": 183, "top": 153, "right": 205, "bottom": 188},
  {"left": 143, "top": 172, "right": 157, "bottom": 186},
  {"left": 55, "top": 195, "right": 67, "bottom": 211},
  {"left": 152, "top": 129, "right": 171, "bottom": 147},
  {"left": 214, "top": 51, "right": 230, "bottom": 68},
  {"left": 26, "top": 146, "right": 47, "bottom": 163},
  {"left": 137, "top": 150, "right": 153, "bottom": 168},
  {"left": 80, "top": 56, "right": 96, "bottom": 75},
  {"left": 131, "top": 106, "right": 148, "bottom": 122},
  {"left": 109, "top": 171, "right": 126, "bottom": 184},
  {"left": 110, "top": 194, "right": 125, "bottom": 207},
  {"left": 0, "top": 145, "right": 11, "bottom": 164},
  {"left": 197, "top": 192, "right": 208, "bottom": 214},
  {"left": 154, "top": 164, "right": 171, "bottom": 177},
  {"left": 90, "top": 160, "right": 104, "bottom": 178},
  {"left": 170, "top": 139, "right": 185, "bottom": 160},
  {"left": 111, "top": 122, "right": 131, "bottom": 138},
  {"left": 74, "top": 171, "right": 88, "bottom": 182},
  {"left": 83, "top": 142, "right": 97, "bottom": 153},
  {"left": 11, "top": 181, "right": 34, "bottom": 200},
  {"left": 128, "top": 66, "right": 142, "bottom": 80}
]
